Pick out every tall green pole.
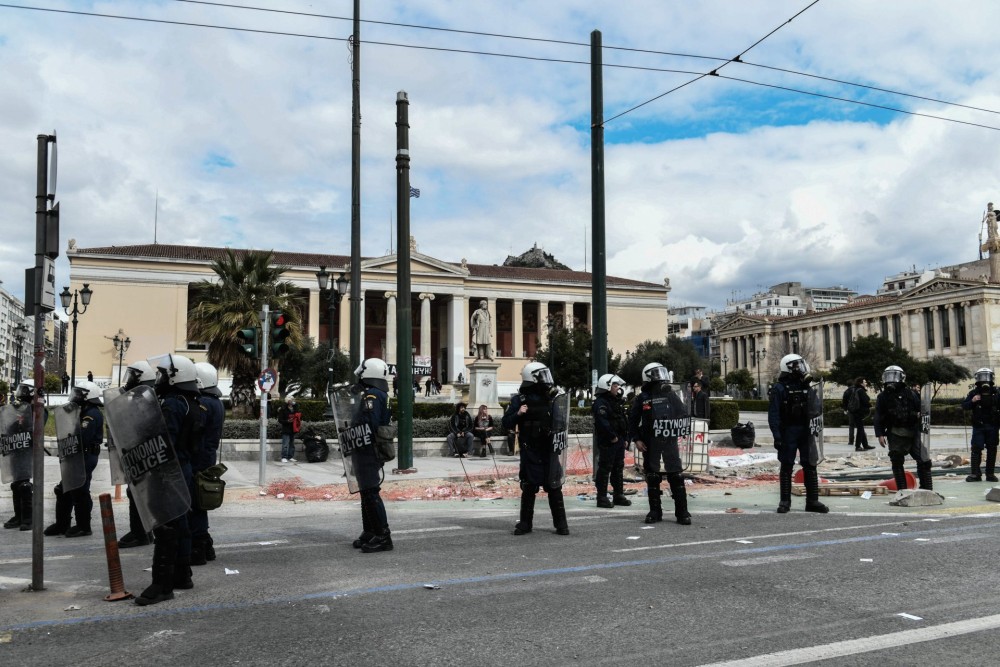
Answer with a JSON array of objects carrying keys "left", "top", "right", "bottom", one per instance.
[
  {"left": 349, "top": 0, "right": 362, "bottom": 370},
  {"left": 590, "top": 30, "right": 608, "bottom": 377},
  {"left": 395, "top": 91, "right": 415, "bottom": 471}
]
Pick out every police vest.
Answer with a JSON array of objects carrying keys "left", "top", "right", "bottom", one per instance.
[
  {"left": 779, "top": 383, "right": 810, "bottom": 426},
  {"left": 648, "top": 394, "right": 689, "bottom": 447},
  {"left": 885, "top": 389, "right": 919, "bottom": 429},
  {"left": 971, "top": 386, "right": 1000, "bottom": 426},
  {"left": 519, "top": 394, "right": 553, "bottom": 446}
]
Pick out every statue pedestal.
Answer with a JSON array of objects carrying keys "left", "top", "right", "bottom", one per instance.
[{"left": 467, "top": 359, "right": 502, "bottom": 409}]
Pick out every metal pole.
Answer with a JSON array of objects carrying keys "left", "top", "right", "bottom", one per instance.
[
  {"left": 349, "top": 0, "right": 362, "bottom": 370},
  {"left": 30, "top": 133, "right": 50, "bottom": 591},
  {"left": 395, "top": 90, "right": 415, "bottom": 472},
  {"left": 258, "top": 304, "right": 270, "bottom": 487},
  {"left": 69, "top": 299, "right": 78, "bottom": 389},
  {"left": 590, "top": 29, "right": 608, "bottom": 376}
]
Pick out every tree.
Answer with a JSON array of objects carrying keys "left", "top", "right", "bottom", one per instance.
[
  {"left": 725, "top": 368, "right": 755, "bottom": 394},
  {"left": 278, "top": 338, "right": 352, "bottom": 397},
  {"left": 708, "top": 376, "right": 726, "bottom": 393},
  {"left": 828, "top": 334, "right": 919, "bottom": 390},
  {"left": 188, "top": 249, "right": 306, "bottom": 416},
  {"left": 920, "top": 356, "right": 972, "bottom": 398},
  {"left": 534, "top": 324, "right": 597, "bottom": 392},
  {"left": 44, "top": 373, "right": 62, "bottom": 395},
  {"left": 617, "top": 337, "right": 703, "bottom": 387}
]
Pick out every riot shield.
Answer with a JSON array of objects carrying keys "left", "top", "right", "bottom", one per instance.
[
  {"left": 55, "top": 402, "right": 87, "bottom": 492},
  {"left": 330, "top": 386, "right": 363, "bottom": 493},
  {"left": 105, "top": 385, "right": 190, "bottom": 531},
  {"left": 0, "top": 403, "right": 34, "bottom": 483},
  {"left": 677, "top": 385, "right": 696, "bottom": 471},
  {"left": 548, "top": 391, "right": 570, "bottom": 487},
  {"left": 919, "top": 384, "right": 932, "bottom": 460},
  {"left": 807, "top": 379, "right": 825, "bottom": 465},
  {"left": 102, "top": 388, "right": 128, "bottom": 486}
]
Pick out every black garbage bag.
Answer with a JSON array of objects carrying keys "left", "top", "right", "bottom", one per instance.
[
  {"left": 730, "top": 422, "right": 756, "bottom": 449},
  {"left": 303, "top": 430, "right": 330, "bottom": 463}
]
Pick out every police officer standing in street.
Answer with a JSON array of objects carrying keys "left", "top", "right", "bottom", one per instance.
[
  {"left": 2, "top": 384, "right": 43, "bottom": 531},
  {"left": 46, "top": 381, "right": 104, "bottom": 537},
  {"left": 592, "top": 373, "right": 631, "bottom": 509},
  {"left": 117, "top": 360, "right": 157, "bottom": 549},
  {"left": 503, "top": 361, "right": 569, "bottom": 536},
  {"left": 192, "top": 362, "right": 225, "bottom": 564},
  {"left": 768, "top": 354, "right": 829, "bottom": 514},
  {"left": 874, "top": 365, "right": 933, "bottom": 492},
  {"left": 629, "top": 363, "right": 691, "bottom": 525},
  {"left": 961, "top": 368, "right": 1000, "bottom": 482},
  {"left": 349, "top": 358, "right": 394, "bottom": 553}
]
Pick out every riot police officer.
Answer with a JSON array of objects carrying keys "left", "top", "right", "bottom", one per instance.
[
  {"left": 629, "top": 362, "right": 691, "bottom": 525},
  {"left": 502, "top": 362, "right": 569, "bottom": 535},
  {"left": 961, "top": 368, "right": 1000, "bottom": 482},
  {"left": 117, "top": 360, "right": 157, "bottom": 549},
  {"left": 135, "top": 354, "right": 205, "bottom": 606},
  {"left": 593, "top": 373, "right": 630, "bottom": 509},
  {"left": 874, "top": 365, "right": 933, "bottom": 491},
  {"left": 767, "top": 354, "right": 828, "bottom": 514},
  {"left": 350, "top": 358, "right": 394, "bottom": 553},
  {"left": 191, "top": 362, "right": 224, "bottom": 564},
  {"left": 2, "top": 384, "right": 41, "bottom": 531}
]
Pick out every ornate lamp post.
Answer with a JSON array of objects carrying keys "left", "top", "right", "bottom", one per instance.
[
  {"left": 59, "top": 283, "right": 93, "bottom": 389},
  {"left": 754, "top": 347, "right": 767, "bottom": 397},
  {"left": 12, "top": 322, "right": 28, "bottom": 387},
  {"left": 316, "top": 266, "right": 348, "bottom": 415},
  {"left": 722, "top": 354, "right": 729, "bottom": 379},
  {"left": 112, "top": 332, "right": 131, "bottom": 386}
]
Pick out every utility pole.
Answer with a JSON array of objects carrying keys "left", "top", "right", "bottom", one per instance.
[
  {"left": 258, "top": 304, "right": 270, "bottom": 487},
  {"left": 395, "top": 91, "right": 415, "bottom": 473},
  {"left": 349, "top": 0, "right": 362, "bottom": 370},
  {"left": 590, "top": 30, "right": 608, "bottom": 377}
]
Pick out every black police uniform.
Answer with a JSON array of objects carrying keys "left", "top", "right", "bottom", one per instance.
[
  {"left": 2, "top": 392, "right": 44, "bottom": 531},
  {"left": 960, "top": 383, "right": 1000, "bottom": 482},
  {"left": 628, "top": 382, "right": 691, "bottom": 525},
  {"left": 351, "top": 382, "right": 393, "bottom": 553},
  {"left": 874, "top": 383, "right": 932, "bottom": 491},
  {"left": 592, "top": 390, "right": 630, "bottom": 508},
  {"left": 63, "top": 402, "right": 103, "bottom": 537},
  {"left": 502, "top": 382, "right": 568, "bottom": 535},
  {"left": 767, "top": 373, "right": 828, "bottom": 514},
  {"left": 190, "top": 390, "right": 225, "bottom": 563}
]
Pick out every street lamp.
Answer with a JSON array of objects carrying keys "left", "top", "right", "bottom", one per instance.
[
  {"left": 722, "top": 354, "right": 729, "bottom": 378},
  {"left": 60, "top": 283, "right": 93, "bottom": 390},
  {"left": 112, "top": 332, "right": 131, "bottom": 386},
  {"left": 12, "top": 322, "right": 28, "bottom": 387},
  {"left": 753, "top": 348, "right": 767, "bottom": 397},
  {"left": 316, "top": 266, "right": 348, "bottom": 415},
  {"left": 790, "top": 330, "right": 799, "bottom": 355}
]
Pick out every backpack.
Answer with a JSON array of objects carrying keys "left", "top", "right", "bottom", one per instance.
[{"left": 847, "top": 388, "right": 861, "bottom": 413}]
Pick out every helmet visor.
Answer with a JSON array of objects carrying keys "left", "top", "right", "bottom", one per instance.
[
  {"left": 882, "top": 368, "right": 905, "bottom": 385},
  {"left": 645, "top": 366, "right": 670, "bottom": 382},
  {"left": 532, "top": 368, "right": 554, "bottom": 385},
  {"left": 976, "top": 370, "right": 995, "bottom": 384}
]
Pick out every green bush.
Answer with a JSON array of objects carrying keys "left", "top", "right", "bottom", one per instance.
[
  {"left": 295, "top": 400, "right": 328, "bottom": 421},
  {"left": 709, "top": 400, "right": 739, "bottom": 430}
]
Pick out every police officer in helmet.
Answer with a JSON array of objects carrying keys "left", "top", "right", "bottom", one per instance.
[
  {"left": 117, "top": 360, "right": 157, "bottom": 549},
  {"left": 350, "top": 358, "right": 394, "bottom": 553},
  {"left": 502, "top": 361, "right": 569, "bottom": 535},
  {"left": 2, "top": 384, "right": 42, "bottom": 531},
  {"left": 874, "top": 365, "right": 933, "bottom": 491},
  {"left": 629, "top": 362, "right": 691, "bottom": 525},
  {"left": 961, "top": 368, "right": 1000, "bottom": 482},
  {"left": 768, "top": 354, "right": 828, "bottom": 514},
  {"left": 191, "top": 362, "right": 225, "bottom": 564},
  {"left": 593, "top": 373, "right": 630, "bottom": 509}
]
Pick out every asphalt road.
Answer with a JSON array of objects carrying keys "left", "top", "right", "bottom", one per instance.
[{"left": 3, "top": 484, "right": 1000, "bottom": 666}]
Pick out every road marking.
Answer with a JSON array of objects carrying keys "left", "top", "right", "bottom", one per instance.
[
  {"left": 215, "top": 539, "right": 290, "bottom": 549},
  {"left": 694, "top": 613, "right": 1000, "bottom": 667},
  {"left": 720, "top": 553, "right": 817, "bottom": 567},
  {"left": 393, "top": 526, "right": 463, "bottom": 535},
  {"left": 0, "top": 555, "right": 73, "bottom": 565},
  {"left": 922, "top": 533, "right": 990, "bottom": 543},
  {"left": 464, "top": 573, "right": 608, "bottom": 597}
]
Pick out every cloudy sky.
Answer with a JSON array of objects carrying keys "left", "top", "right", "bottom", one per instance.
[{"left": 2, "top": 0, "right": 1000, "bottom": 313}]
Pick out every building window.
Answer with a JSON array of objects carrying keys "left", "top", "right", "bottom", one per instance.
[
  {"left": 924, "top": 310, "right": 935, "bottom": 349},
  {"left": 792, "top": 300, "right": 798, "bottom": 306},
  {"left": 892, "top": 314, "right": 902, "bottom": 348},
  {"left": 823, "top": 327, "right": 831, "bottom": 360},
  {"left": 833, "top": 324, "right": 842, "bottom": 359},
  {"left": 957, "top": 304, "right": 967, "bottom": 346},
  {"left": 940, "top": 308, "right": 950, "bottom": 348},
  {"left": 845, "top": 322, "right": 853, "bottom": 350},
  {"left": 880, "top": 316, "right": 889, "bottom": 339}
]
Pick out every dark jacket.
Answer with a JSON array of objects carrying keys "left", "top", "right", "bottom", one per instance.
[
  {"left": 472, "top": 414, "right": 495, "bottom": 439},
  {"left": 449, "top": 411, "right": 474, "bottom": 435},
  {"left": 80, "top": 404, "right": 104, "bottom": 455},
  {"left": 844, "top": 386, "right": 871, "bottom": 418},
  {"left": 691, "top": 389, "right": 709, "bottom": 419},
  {"left": 195, "top": 393, "right": 225, "bottom": 471},
  {"left": 961, "top": 384, "right": 1000, "bottom": 428},
  {"left": 767, "top": 375, "right": 812, "bottom": 442},
  {"left": 627, "top": 383, "right": 686, "bottom": 445},
  {"left": 592, "top": 393, "right": 627, "bottom": 447},
  {"left": 277, "top": 403, "right": 295, "bottom": 435},
  {"left": 873, "top": 385, "right": 921, "bottom": 438}
]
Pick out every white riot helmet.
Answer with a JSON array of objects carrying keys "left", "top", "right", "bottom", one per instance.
[
  {"left": 355, "top": 357, "right": 389, "bottom": 392},
  {"left": 73, "top": 380, "right": 103, "bottom": 405},
  {"left": 14, "top": 383, "right": 34, "bottom": 404},
  {"left": 149, "top": 353, "right": 199, "bottom": 392},
  {"left": 975, "top": 367, "right": 995, "bottom": 386},
  {"left": 882, "top": 365, "right": 906, "bottom": 386},
  {"left": 779, "top": 354, "right": 809, "bottom": 377},
  {"left": 123, "top": 359, "right": 156, "bottom": 390},
  {"left": 596, "top": 373, "right": 624, "bottom": 395},
  {"left": 195, "top": 362, "right": 222, "bottom": 397},
  {"left": 521, "top": 361, "right": 553, "bottom": 387},
  {"left": 642, "top": 362, "right": 670, "bottom": 384}
]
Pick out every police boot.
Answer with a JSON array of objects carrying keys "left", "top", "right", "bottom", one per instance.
[
  {"left": 203, "top": 534, "right": 216, "bottom": 561},
  {"left": 668, "top": 475, "right": 691, "bottom": 525},
  {"left": 611, "top": 468, "right": 632, "bottom": 506},
  {"left": 966, "top": 449, "right": 983, "bottom": 482},
  {"left": 777, "top": 463, "right": 793, "bottom": 514},
  {"left": 18, "top": 482, "right": 32, "bottom": 531},
  {"left": 595, "top": 469, "right": 613, "bottom": 508},
  {"left": 986, "top": 447, "right": 998, "bottom": 482},
  {"left": 916, "top": 461, "right": 934, "bottom": 491},
  {"left": 118, "top": 531, "right": 152, "bottom": 549},
  {"left": 174, "top": 554, "right": 194, "bottom": 590},
  {"left": 513, "top": 491, "right": 535, "bottom": 535},
  {"left": 65, "top": 490, "right": 93, "bottom": 538},
  {"left": 4, "top": 483, "right": 22, "bottom": 529},
  {"left": 353, "top": 497, "right": 375, "bottom": 548},
  {"left": 136, "top": 527, "right": 178, "bottom": 606},
  {"left": 548, "top": 489, "right": 569, "bottom": 535},
  {"left": 360, "top": 530, "right": 393, "bottom": 553},
  {"left": 802, "top": 465, "right": 829, "bottom": 514},
  {"left": 43, "top": 483, "right": 72, "bottom": 536},
  {"left": 190, "top": 538, "right": 208, "bottom": 566},
  {"left": 891, "top": 459, "right": 909, "bottom": 491},
  {"left": 645, "top": 488, "right": 663, "bottom": 524}
]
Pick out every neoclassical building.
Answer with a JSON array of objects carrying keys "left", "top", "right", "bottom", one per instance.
[{"left": 64, "top": 241, "right": 669, "bottom": 395}]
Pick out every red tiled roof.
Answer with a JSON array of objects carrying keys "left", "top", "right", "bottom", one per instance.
[{"left": 75, "top": 243, "right": 664, "bottom": 289}]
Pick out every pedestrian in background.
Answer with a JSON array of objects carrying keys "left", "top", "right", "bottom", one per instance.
[
  {"left": 446, "top": 402, "right": 474, "bottom": 457},
  {"left": 961, "top": 368, "right": 1000, "bottom": 482},
  {"left": 278, "top": 398, "right": 297, "bottom": 463}
]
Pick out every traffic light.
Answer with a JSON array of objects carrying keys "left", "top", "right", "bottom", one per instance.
[
  {"left": 237, "top": 327, "right": 258, "bottom": 358},
  {"left": 270, "top": 311, "right": 291, "bottom": 356}
]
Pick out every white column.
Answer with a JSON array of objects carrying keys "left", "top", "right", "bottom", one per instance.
[
  {"left": 419, "top": 293, "right": 435, "bottom": 357},
  {"left": 487, "top": 297, "right": 497, "bottom": 355},
  {"left": 961, "top": 301, "right": 973, "bottom": 351},
  {"left": 565, "top": 301, "right": 575, "bottom": 329},
  {"left": 539, "top": 300, "right": 549, "bottom": 350},
  {"left": 447, "top": 296, "right": 464, "bottom": 382},
  {"left": 384, "top": 291, "right": 397, "bottom": 364},
  {"left": 930, "top": 306, "right": 942, "bottom": 354},
  {"left": 947, "top": 303, "right": 958, "bottom": 353},
  {"left": 308, "top": 289, "right": 321, "bottom": 343},
  {"left": 513, "top": 299, "right": 524, "bottom": 358}
]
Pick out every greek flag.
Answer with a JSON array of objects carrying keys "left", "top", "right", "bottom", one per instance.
[{"left": 409, "top": 186, "right": 420, "bottom": 198}]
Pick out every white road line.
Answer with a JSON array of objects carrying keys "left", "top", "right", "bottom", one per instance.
[
  {"left": 393, "top": 526, "right": 463, "bottom": 535},
  {"left": 720, "top": 553, "right": 817, "bottom": 567},
  {"left": 0, "top": 555, "right": 73, "bottom": 565},
  {"left": 694, "top": 613, "right": 1000, "bottom": 667},
  {"left": 923, "top": 533, "right": 990, "bottom": 544},
  {"left": 215, "top": 539, "right": 290, "bottom": 549}
]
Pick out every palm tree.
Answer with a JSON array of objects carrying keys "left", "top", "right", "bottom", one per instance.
[{"left": 188, "top": 249, "right": 305, "bottom": 415}]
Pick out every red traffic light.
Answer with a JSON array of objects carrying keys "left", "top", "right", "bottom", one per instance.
[{"left": 272, "top": 313, "right": 287, "bottom": 327}]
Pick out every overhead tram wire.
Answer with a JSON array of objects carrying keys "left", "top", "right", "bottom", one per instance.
[
  {"left": 4, "top": 2, "right": 999, "bottom": 130},
  {"left": 604, "top": 0, "right": 821, "bottom": 125}
]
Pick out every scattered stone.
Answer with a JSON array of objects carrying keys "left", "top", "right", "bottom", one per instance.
[
  {"left": 985, "top": 487, "right": 1000, "bottom": 503},
  {"left": 889, "top": 489, "right": 945, "bottom": 507}
]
